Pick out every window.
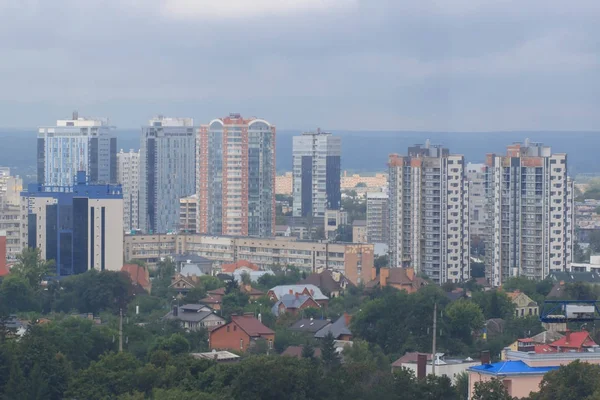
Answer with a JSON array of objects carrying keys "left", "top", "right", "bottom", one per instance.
[
  {"left": 240, "top": 339, "right": 243, "bottom": 349},
  {"left": 227, "top": 326, "right": 230, "bottom": 332}
]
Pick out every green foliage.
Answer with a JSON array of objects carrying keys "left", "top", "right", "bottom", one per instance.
[
  {"left": 471, "top": 262, "right": 485, "bottom": 278},
  {"left": 454, "top": 372, "right": 469, "bottom": 400},
  {"left": 183, "top": 286, "right": 207, "bottom": 304},
  {"left": 0, "top": 275, "right": 39, "bottom": 313},
  {"left": 334, "top": 224, "right": 353, "bottom": 242},
  {"left": 445, "top": 299, "right": 485, "bottom": 345},
  {"left": 52, "top": 270, "right": 133, "bottom": 314},
  {"left": 256, "top": 268, "right": 303, "bottom": 290},
  {"left": 472, "top": 290, "right": 515, "bottom": 320},
  {"left": 341, "top": 190, "right": 366, "bottom": 223},
  {"left": 529, "top": 360, "right": 600, "bottom": 400},
  {"left": 152, "top": 333, "right": 191, "bottom": 355},
  {"left": 11, "top": 247, "right": 55, "bottom": 288},
  {"left": 472, "top": 378, "right": 514, "bottom": 400},
  {"left": 320, "top": 332, "right": 340, "bottom": 372},
  {"left": 374, "top": 255, "right": 389, "bottom": 270}
]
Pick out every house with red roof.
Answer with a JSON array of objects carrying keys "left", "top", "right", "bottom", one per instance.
[
  {"left": 221, "top": 260, "right": 259, "bottom": 274},
  {"left": 549, "top": 330, "right": 598, "bottom": 352},
  {"left": 121, "top": 264, "right": 151, "bottom": 293},
  {"left": 209, "top": 313, "right": 275, "bottom": 352}
]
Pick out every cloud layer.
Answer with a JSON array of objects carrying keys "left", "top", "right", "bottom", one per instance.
[{"left": 0, "top": 0, "right": 598, "bottom": 130}]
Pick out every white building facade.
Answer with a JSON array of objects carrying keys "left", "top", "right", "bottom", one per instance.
[
  {"left": 388, "top": 142, "right": 470, "bottom": 284},
  {"left": 292, "top": 131, "right": 341, "bottom": 218},
  {"left": 117, "top": 149, "right": 140, "bottom": 232},
  {"left": 37, "top": 113, "right": 116, "bottom": 186},
  {"left": 485, "top": 140, "right": 574, "bottom": 286}
]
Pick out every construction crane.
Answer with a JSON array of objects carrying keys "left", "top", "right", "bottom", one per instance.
[{"left": 540, "top": 300, "right": 600, "bottom": 324}]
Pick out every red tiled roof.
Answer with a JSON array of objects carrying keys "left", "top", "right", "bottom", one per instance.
[
  {"left": 221, "top": 260, "right": 259, "bottom": 273},
  {"left": 208, "top": 288, "right": 227, "bottom": 296},
  {"left": 231, "top": 315, "right": 274, "bottom": 337},
  {"left": 535, "top": 344, "right": 555, "bottom": 354},
  {"left": 121, "top": 264, "right": 151, "bottom": 291},
  {"left": 550, "top": 331, "right": 597, "bottom": 349}
]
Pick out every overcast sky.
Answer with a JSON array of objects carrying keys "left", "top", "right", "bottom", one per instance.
[{"left": 0, "top": 0, "right": 598, "bottom": 131}]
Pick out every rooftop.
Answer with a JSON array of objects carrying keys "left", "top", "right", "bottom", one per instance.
[
  {"left": 268, "top": 284, "right": 328, "bottom": 301},
  {"left": 314, "top": 314, "right": 352, "bottom": 339},
  {"left": 191, "top": 350, "right": 240, "bottom": 361},
  {"left": 230, "top": 315, "right": 274, "bottom": 337},
  {"left": 469, "top": 360, "right": 558, "bottom": 376},
  {"left": 289, "top": 318, "right": 331, "bottom": 334}
]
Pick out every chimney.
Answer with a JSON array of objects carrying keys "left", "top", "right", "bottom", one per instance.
[
  {"left": 344, "top": 312, "right": 352, "bottom": 327},
  {"left": 480, "top": 350, "right": 490, "bottom": 365},
  {"left": 406, "top": 268, "right": 415, "bottom": 281},
  {"left": 565, "top": 330, "right": 571, "bottom": 344},
  {"left": 417, "top": 353, "right": 427, "bottom": 380},
  {"left": 258, "top": 313, "right": 262, "bottom": 323},
  {"left": 172, "top": 306, "right": 178, "bottom": 317},
  {"left": 371, "top": 267, "right": 377, "bottom": 281},
  {"left": 289, "top": 289, "right": 293, "bottom": 294}
]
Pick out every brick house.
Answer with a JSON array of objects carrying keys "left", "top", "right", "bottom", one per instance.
[
  {"left": 209, "top": 314, "right": 275, "bottom": 352},
  {"left": 271, "top": 294, "right": 321, "bottom": 317},
  {"left": 267, "top": 284, "right": 329, "bottom": 307},
  {"left": 367, "top": 267, "right": 427, "bottom": 293}
]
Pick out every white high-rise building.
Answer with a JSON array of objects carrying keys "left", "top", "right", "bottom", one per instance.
[
  {"left": 485, "top": 140, "right": 574, "bottom": 286},
  {"left": 292, "top": 130, "right": 341, "bottom": 218},
  {"left": 466, "top": 163, "right": 487, "bottom": 238},
  {"left": 388, "top": 141, "right": 470, "bottom": 284},
  {"left": 37, "top": 112, "right": 116, "bottom": 186},
  {"left": 117, "top": 149, "right": 140, "bottom": 232},
  {"left": 366, "top": 192, "right": 389, "bottom": 244},
  {"left": 139, "top": 116, "right": 196, "bottom": 234}
]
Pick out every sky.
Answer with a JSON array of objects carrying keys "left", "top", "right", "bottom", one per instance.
[{"left": 0, "top": 0, "right": 598, "bottom": 131}]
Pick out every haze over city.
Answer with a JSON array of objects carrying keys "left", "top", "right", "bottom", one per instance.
[{"left": 1, "top": 1, "right": 600, "bottom": 399}]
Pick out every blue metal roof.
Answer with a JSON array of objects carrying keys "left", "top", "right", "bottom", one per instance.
[{"left": 469, "top": 360, "right": 558, "bottom": 376}]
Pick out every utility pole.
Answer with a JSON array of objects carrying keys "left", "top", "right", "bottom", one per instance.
[
  {"left": 432, "top": 302, "right": 437, "bottom": 377},
  {"left": 119, "top": 308, "right": 123, "bottom": 352}
]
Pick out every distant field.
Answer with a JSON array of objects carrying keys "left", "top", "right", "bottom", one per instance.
[{"left": 2, "top": 129, "right": 599, "bottom": 184}]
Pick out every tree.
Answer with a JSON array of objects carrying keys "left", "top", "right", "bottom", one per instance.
[
  {"left": 301, "top": 341, "right": 315, "bottom": 359},
  {"left": 454, "top": 372, "right": 469, "bottom": 400},
  {"left": 472, "top": 290, "right": 515, "bottom": 320},
  {"left": 11, "top": 247, "right": 54, "bottom": 288},
  {"left": 0, "top": 275, "right": 39, "bottom": 313},
  {"left": 529, "top": 360, "right": 600, "bottom": 400},
  {"left": 472, "top": 378, "right": 514, "bottom": 400},
  {"left": 374, "top": 255, "right": 389, "bottom": 270},
  {"left": 445, "top": 299, "right": 485, "bottom": 345},
  {"left": 4, "top": 360, "right": 27, "bottom": 400},
  {"left": 320, "top": 332, "right": 340, "bottom": 372}
]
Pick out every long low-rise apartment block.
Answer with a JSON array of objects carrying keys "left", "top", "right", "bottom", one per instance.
[{"left": 124, "top": 234, "right": 373, "bottom": 285}]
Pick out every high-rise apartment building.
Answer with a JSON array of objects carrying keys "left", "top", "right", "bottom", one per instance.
[
  {"left": 179, "top": 194, "right": 197, "bottom": 233},
  {"left": 366, "top": 192, "right": 389, "bottom": 244},
  {"left": 25, "top": 171, "right": 123, "bottom": 276},
  {"left": 0, "top": 168, "right": 27, "bottom": 263},
  {"left": 197, "top": 114, "right": 276, "bottom": 237},
  {"left": 292, "top": 130, "right": 341, "bottom": 218},
  {"left": 117, "top": 149, "right": 140, "bottom": 232},
  {"left": 139, "top": 116, "right": 196, "bottom": 234},
  {"left": 484, "top": 140, "right": 574, "bottom": 286},
  {"left": 388, "top": 141, "right": 470, "bottom": 284},
  {"left": 37, "top": 112, "right": 117, "bottom": 186},
  {"left": 466, "top": 163, "right": 488, "bottom": 238}
]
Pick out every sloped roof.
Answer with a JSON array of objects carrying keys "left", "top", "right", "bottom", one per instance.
[
  {"left": 314, "top": 315, "right": 352, "bottom": 339},
  {"left": 299, "top": 270, "right": 352, "bottom": 294},
  {"left": 231, "top": 315, "right": 274, "bottom": 337},
  {"left": 391, "top": 352, "right": 432, "bottom": 367},
  {"left": 272, "top": 294, "right": 316, "bottom": 316},
  {"left": 121, "top": 264, "right": 151, "bottom": 291},
  {"left": 289, "top": 318, "right": 331, "bottom": 334},
  {"left": 528, "top": 330, "right": 564, "bottom": 344},
  {"left": 180, "top": 264, "right": 206, "bottom": 277},
  {"left": 386, "top": 268, "right": 427, "bottom": 287},
  {"left": 164, "top": 306, "right": 223, "bottom": 323},
  {"left": 268, "top": 284, "right": 328, "bottom": 301},
  {"left": 469, "top": 360, "right": 558, "bottom": 376},
  {"left": 547, "top": 271, "right": 600, "bottom": 284},
  {"left": 222, "top": 260, "right": 259, "bottom": 273},
  {"left": 550, "top": 331, "right": 597, "bottom": 349}
]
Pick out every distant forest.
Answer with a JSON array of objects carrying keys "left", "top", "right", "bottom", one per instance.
[{"left": 2, "top": 129, "right": 599, "bottom": 184}]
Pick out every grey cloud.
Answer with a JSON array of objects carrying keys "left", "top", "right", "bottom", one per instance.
[{"left": 0, "top": 0, "right": 598, "bottom": 130}]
